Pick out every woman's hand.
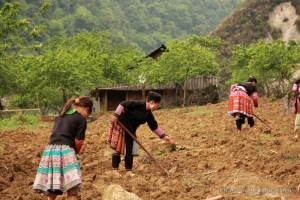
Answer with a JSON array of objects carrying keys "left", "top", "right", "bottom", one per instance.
[
  {"left": 112, "top": 116, "right": 119, "bottom": 123},
  {"left": 164, "top": 135, "right": 174, "bottom": 144},
  {"left": 75, "top": 139, "right": 84, "bottom": 155}
]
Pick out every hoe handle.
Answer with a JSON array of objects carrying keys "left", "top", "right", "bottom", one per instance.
[{"left": 118, "top": 122, "right": 169, "bottom": 176}]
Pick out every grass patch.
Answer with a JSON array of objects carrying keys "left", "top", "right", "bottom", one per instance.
[
  {"left": 162, "top": 106, "right": 216, "bottom": 115},
  {"left": 0, "top": 113, "right": 39, "bottom": 131},
  {"left": 260, "top": 133, "right": 276, "bottom": 140},
  {"left": 281, "top": 154, "right": 298, "bottom": 160},
  {"left": 38, "top": 122, "right": 53, "bottom": 128},
  {"left": 189, "top": 178, "right": 202, "bottom": 186},
  {"left": 282, "top": 144, "right": 294, "bottom": 150},
  {"left": 155, "top": 151, "right": 164, "bottom": 156},
  {"left": 279, "top": 127, "right": 286, "bottom": 132},
  {"left": 187, "top": 107, "right": 216, "bottom": 115},
  {"left": 190, "top": 124, "right": 203, "bottom": 131},
  {"left": 254, "top": 145, "right": 266, "bottom": 155}
]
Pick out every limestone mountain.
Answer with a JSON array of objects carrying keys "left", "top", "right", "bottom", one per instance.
[{"left": 210, "top": 0, "right": 300, "bottom": 50}]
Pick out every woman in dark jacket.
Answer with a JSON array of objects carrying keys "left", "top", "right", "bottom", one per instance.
[
  {"left": 228, "top": 76, "right": 259, "bottom": 132},
  {"left": 108, "top": 91, "right": 174, "bottom": 177}
]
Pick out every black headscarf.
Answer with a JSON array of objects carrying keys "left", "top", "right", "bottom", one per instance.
[
  {"left": 147, "top": 91, "right": 161, "bottom": 103},
  {"left": 248, "top": 75, "right": 257, "bottom": 83}
]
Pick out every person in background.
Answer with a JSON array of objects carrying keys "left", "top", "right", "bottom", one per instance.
[
  {"left": 228, "top": 76, "right": 258, "bottom": 132},
  {"left": 108, "top": 91, "right": 174, "bottom": 177},
  {"left": 291, "top": 78, "right": 300, "bottom": 93},
  {"left": 33, "top": 96, "right": 93, "bottom": 200},
  {"left": 293, "top": 83, "right": 300, "bottom": 138}
]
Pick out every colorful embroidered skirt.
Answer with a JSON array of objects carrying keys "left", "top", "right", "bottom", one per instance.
[
  {"left": 33, "top": 144, "right": 81, "bottom": 196},
  {"left": 228, "top": 90, "right": 253, "bottom": 118},
  {"left": 108, "top": 121, "right": 125, "bottom": 155}
]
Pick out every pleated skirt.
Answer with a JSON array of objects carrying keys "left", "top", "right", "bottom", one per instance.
[
  {"left": 33, "top": 144, "right": 81, "bottom": 196},
  {"left": 228, "top": 90, "right": 253, "bottom": 117}
]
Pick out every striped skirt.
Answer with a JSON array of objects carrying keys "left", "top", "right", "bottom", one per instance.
[
  {"left": 228, "top": 90, "right": 253, "bottom": 118},
  {"left": 108, "top": 121, "right": 139, "bottom": 156},
  {"left": 108, "top": 121, "right": 125, "bottom": 155},
  {"left": 33, "top": 144, "right": 81, "bottom": 196}
]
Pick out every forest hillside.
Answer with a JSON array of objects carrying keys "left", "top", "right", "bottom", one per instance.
[{"left": 0, "top": 0, "right": 243, "bottom": 53}]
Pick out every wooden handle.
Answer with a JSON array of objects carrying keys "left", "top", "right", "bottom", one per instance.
[{"left": 118, "top": 122, "right": 169, "bottom": 176}]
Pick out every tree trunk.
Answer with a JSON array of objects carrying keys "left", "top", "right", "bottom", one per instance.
[
  {"left": 262, "top": 75, "right": 270, "bottom": 97},
  {"left": 0, "top": 96, "right": 3, "bottom": 110},
  {"left": 182, "top": 83, "right": 186, "bottom": 108},
  {"left": 142, "top": 84, "right": 146, "bottom": 100},
  {"left": 36, "top": 91, "right": 42, "bottom": 115},
  {"left": 62, "top": 89, "right": 68, "bottom": 104}
]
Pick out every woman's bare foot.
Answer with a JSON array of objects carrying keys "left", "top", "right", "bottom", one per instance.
[
  {"left": 125, "top": 171, "right": 135, "bottom": 177},
  {"left": 112, "top": 169, "right": 122, "bottom": 177}
]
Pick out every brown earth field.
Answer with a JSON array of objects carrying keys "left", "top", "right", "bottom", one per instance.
[{"left": 1, "top": 97, "right": 300, "bottom": 200}]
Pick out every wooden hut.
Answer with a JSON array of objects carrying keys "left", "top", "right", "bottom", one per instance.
[
  {"left": 91, "top": 75, "right": 218, "bottom": 112},
  {"left": 90, "top": 44, "right": 219, "bottom": 112}
]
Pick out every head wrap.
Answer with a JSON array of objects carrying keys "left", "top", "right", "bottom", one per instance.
[
  {"left": 147, "top": 91, "right": 162, "bottom": 103},
  {"left": 248, "top": 76, "right": 257, "bottom": 83}
]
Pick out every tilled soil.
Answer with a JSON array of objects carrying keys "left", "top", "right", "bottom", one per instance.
[{"left": 1, "top": 97, "right": 300, "bottom": 200}]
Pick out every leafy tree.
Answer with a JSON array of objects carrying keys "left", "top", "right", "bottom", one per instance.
[
  {"left": 6, "top": 56, "right": 63, "bottom": 115},
  {"left": 21, "top": 31, "right": 140, "bottom": 112},
  {"left": 0, "top": 2, "right": 50, "bottom": 109},
  {"left": 137, "top": 35, "right": 222, "bottom": 107},
  {"left": 101, "top": 43, "right": 143, "bottom": 86},
  {"left": 25, "top": 32, "right": 102, "bottom": 103},
  {"left": 229, "top": 40, "right": 300, "bottom": 97}
]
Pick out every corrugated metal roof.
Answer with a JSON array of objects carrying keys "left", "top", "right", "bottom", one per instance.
[
  {"left": 97, "top": 83, "right": 176, "bottom": 91},
  {"left": 97, "top": 75, "right": 218, "bottom": 91}
]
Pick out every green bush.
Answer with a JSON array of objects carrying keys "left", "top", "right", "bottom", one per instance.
[
  {"left": 269, "top": 97, "right": 277, "bottom": 102},
  {"left": 0, "top": 113, "right": 39, "bottom": 130}
]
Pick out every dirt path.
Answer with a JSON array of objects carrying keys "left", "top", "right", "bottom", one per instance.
[{"left": 1, "top": 97, "right": 300, "bottom": 200}]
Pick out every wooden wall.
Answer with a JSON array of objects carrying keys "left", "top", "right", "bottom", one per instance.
[{"left": 98, "top": 90, "right": 174, "bottom": 111}]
